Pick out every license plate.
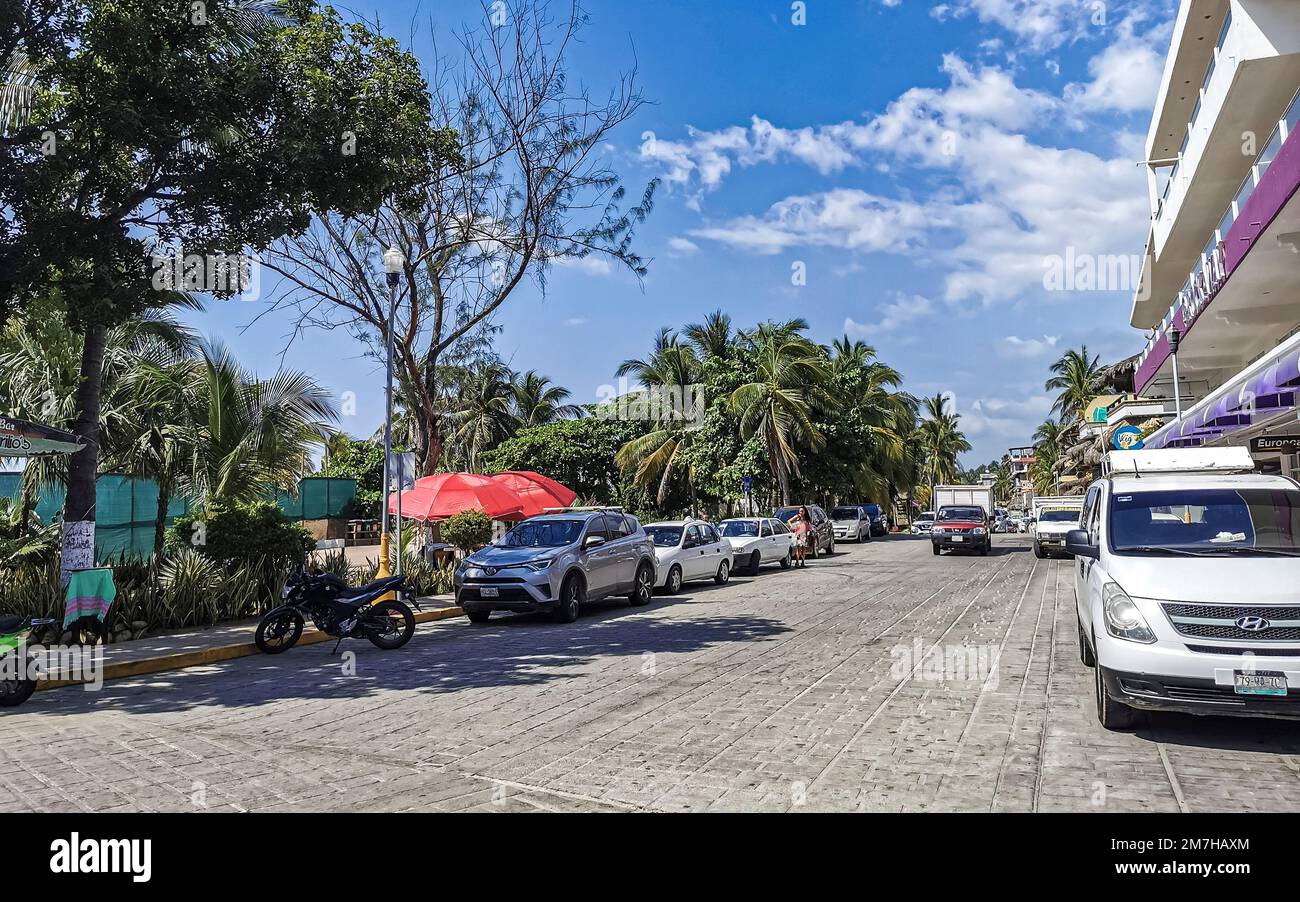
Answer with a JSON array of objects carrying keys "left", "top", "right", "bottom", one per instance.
[
  {"left": 950, "top": 535, "right": 963, "bottom": 542},
  {"left": 1234, "top": 670, "right": 1287, "bottom": 696},
  {"left": 480, "top": 587, "right": 499, "bottom": 598}
]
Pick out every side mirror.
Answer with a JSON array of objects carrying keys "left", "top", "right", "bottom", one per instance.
[
  {"left": 583, "top": 534, "right": 607, "bottom": 550},
  {"left": 1064, "top": 529, "right": 1098, "bottom": 559}
]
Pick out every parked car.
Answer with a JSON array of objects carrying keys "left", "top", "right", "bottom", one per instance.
[
  {"left": 931, "top": 504, "right": 991, "bottom": 555},
  {"left": 1032, "top": 505, "right": 1083, "bottom": 558},
  {"left": 830, "top": 505, "right": 871, "bottom": 542},
  {"left": 644, "top": 520, "right": 733, "bottom": 594},
  {"left": 455, "top": 510, "right": 657, "bottom": 624},
  {"left": 773, "top": 505, "right": 835, "bottom": 556},
  {"left": 719, "top": 517, "right": 795, "bottom": 574},
  {"left": 1069, "top": 447, "right": 1300, "bottom": 729},
  {"left": 859, "top": 503, "right": 888, "bottom": 537},
  {"left": 912, "top": 511, "right": 935, "bottom": 535}
]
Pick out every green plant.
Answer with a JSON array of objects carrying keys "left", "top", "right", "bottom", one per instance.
[
  {"left": 398, "top": 554, "right": 456, "bottom": 597},
  {"left": 168, "top": 501, "right": 314, "bottom": 567},
  {"left": 157, "top": 548, "right": 226, "bottom": 627},
  {"left": 440, "top": 510, "right": 492, "bottom": 551}
]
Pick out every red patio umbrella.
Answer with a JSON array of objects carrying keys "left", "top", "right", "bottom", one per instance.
[
  {"left": 487, "top": 471, "right": 578, "bottom": 518},
  {"left": 389, "top": 472, "right": 525, "bottom": 521}
]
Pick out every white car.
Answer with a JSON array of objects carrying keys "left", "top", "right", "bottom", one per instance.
[
  {"left": 912, "top": 512, "right": 935, "bottom": 535},
  {"left": 1032, "top": 507, "right": 1083, "bottom": 558},
  {"left": 643, "top": 520, "right": 732, "bottom": 594},
  {"left": 1068, "top": 447, "right": 1300, "bottom": 729},
  {"left": 719, "top": 517, "right": 795, "bottom": 575},
  {"left": 830, "top": 505, "right": 872, "bottom": 542}
]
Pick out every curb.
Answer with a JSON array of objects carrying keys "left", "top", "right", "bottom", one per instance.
[{"left": 37, "top": 606, "right": 464, "bottom": 691}]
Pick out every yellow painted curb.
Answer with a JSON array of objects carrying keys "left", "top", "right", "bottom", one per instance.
[{"left": 37, "top": 606, "right": 464, "bottom": 691}]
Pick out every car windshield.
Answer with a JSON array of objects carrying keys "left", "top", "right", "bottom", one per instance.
[
  {"left": 1110, "top": 488, "right": 1300, "bottom": 555},
  {"left": 773, "top": 508, "right": 799, "bottom": 522},
  {"left": 499, "top": 518, "right": 584, "bottom": 548},
  {"left": 1039, "top": 509, "right": 1080, "bottom": 523},
  {"left": 918, "top": 513, "right": 934, "bottom": 522},
  {"left": 938, "top": 507, "right": 984, "bottom": 521},
  {"left": 831, "top": 507, "right": 860, "bottom": 520},
  {"left": 644, "top": 526, "right": 683, "bottom": 547},
  {"left": 862, "top": 505, "right": 881, "bottom": 517},
  {"left": 721, "top": 521, "right": 759, "bottom": 537}
]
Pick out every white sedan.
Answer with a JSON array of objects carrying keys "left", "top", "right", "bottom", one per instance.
[
  {"left": 719, "top": 517, "right": 795, "bottom": 575},
  {"left": 643, "top": 520, "right": 733, "bottom": 594}
]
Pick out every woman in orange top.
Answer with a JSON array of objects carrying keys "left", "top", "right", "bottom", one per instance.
[{"left": 790, "top": 506, "right": 812, "bottom": 568}]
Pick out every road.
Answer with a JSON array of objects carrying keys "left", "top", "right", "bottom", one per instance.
[{"left": 5, "top": 534, "right": 1300, "bottom": 812}]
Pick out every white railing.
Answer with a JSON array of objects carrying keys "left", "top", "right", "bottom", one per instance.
[{"left": 1135, "top": 87, "right": 1300, "bottom": 381}]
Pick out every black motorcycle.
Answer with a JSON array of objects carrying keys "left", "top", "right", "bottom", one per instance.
[{"left": 254, "top": 567, "right": 417, "bottom": 655}]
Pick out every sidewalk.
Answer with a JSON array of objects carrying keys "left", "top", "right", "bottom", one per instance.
[{"left": 37, "top": 596, "right": 462, "bottom": 690}]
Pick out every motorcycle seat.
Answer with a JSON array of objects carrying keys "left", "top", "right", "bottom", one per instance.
[
  {"left": 336, "top": 575, "right": 405, "bottom": 603},
  {"left": 0, "top": 615, "right": 25, "bottom": 633}
]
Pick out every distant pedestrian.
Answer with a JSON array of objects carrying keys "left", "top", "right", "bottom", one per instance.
[{"left": 790, "top": 505, "right": 812, "bottom": 567}]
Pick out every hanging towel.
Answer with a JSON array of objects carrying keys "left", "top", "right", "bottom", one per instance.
[{"left": 63, "top": 568, "right": 117, "bottom": 628}]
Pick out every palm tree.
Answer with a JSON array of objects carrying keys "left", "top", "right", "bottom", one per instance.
[
  {"left": 448, "top": 363, "right": 516, "bottom": 473},
  {"left": 683, "top": 310, "right": 733, "bottom": 361},
  {"left": 509, "top": 369, "right": 582, "bottom": 427},
  {"left": 917, "top": 393, "right": 971, "bottom": 508},
  {"left": 1046, "top": 345, "right": 1106, "bottom": 422},
  {"left": 1030, "top": 418, "right": 1068, "bottom": 495},
  {"left": 182, "top": 342, "right": 339, "bottom": 511},
  {"left": 728, "top": 322, "right": 829, "bottom": 505},
  {"left": 615, "top": 332, "right": 705, "bottom": 509}
]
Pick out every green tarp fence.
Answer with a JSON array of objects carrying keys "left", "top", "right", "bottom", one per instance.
[{"left": 0, "top": 474, "right": 356, "bottom": 559}]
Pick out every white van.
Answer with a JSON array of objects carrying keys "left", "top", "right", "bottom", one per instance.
[{"left": 1067, "top": 447, "right": 1300, "bottom": 729}]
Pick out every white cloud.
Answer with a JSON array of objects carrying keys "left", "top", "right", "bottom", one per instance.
[
  {"left": 960, "top": 393, "right": 1054, "bottom": 438},
  {"left": 690, "top": 189, "right": 931, "bottom": 255},
  {"left": 565, "top": 317, "right": 588, "bottom": 326},
  {"left": 1064, "top": 15, "right": 1165, "bottom": 113},
  {"left": 667, "top": 237, "right": 699, "bottom": 256},
  {"left": 998, "top": 334, "right": 1060, "bottom": 358},
  {"left": 941, "top": 0, "right": 1100, "bottom": 53},
  {"left": 844, "top": 293, "right": 934, "bottom": 336},
  {"left": 553, "top": 256, "right": 613, "bottom": 277}
]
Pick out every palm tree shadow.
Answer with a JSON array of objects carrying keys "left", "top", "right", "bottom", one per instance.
[{"left": 26, "top": 604, "right": 792, "bottom": 718}]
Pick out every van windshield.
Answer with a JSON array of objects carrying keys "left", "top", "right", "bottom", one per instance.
[{"left": 1110, "top": 488, "right": 1300, "bottom": 555}]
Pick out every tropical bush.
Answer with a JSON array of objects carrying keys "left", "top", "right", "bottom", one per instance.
[
  {"left": 167, "top": 501, "right": 314, "bottom": 567},
  {"left": 440, "top": 510, "right": 491, "bottom": 551}
]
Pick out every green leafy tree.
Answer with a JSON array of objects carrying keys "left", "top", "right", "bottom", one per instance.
[
  {"left": 320, "top": 437, "right": 385, "bottom": 519},
  {"left": 440, "top": 510, "right": 491, "bottom": 552},
  {"left": 1046, "top": 345, "right": 1106, "bottom": 423},
  {"left": 1, "top": 0, "right": 448, "bottom": 577}
]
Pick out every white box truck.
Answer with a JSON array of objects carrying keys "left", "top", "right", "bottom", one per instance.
[
  {"left": 932, "top": 485, "right": 995, "bottom": 518},
  {"left": 1030, "top": 495, "right": 1084, "bottom": 558}
]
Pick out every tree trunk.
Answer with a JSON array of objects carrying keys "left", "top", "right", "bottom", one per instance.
[
  {"left": 61, "top": 323, "right": 108, "bottom": 584},
  {"left": 153, "top": 480, "right": 171, "bottom": 559}
]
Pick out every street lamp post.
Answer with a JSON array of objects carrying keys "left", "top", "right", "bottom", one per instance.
[
  {"left": 378, "top": 246, "right": 405, "bottom": 586},
  {"left": 1169, "top": 327, "right": 1184, "bottom": 423}
]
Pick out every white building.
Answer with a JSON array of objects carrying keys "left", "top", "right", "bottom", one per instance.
[{"left": 1131, "top": 1, "right": 1300, "bottom": 478}]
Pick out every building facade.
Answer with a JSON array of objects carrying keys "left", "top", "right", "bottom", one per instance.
[{"left": 1130, "top": 0, "right": 1300, "bottom": 477}]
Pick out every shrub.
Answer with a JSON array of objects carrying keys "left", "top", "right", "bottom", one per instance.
[
  {"left": 168, "top": 501, "right": 315, "bottom": 567},
  {"left": 440, "top": 509, "right": 491, "bottom": 551}
]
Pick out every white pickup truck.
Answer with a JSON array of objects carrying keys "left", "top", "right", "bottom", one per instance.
[{"left": 1031, "top": 495, "right": 1084, "bottom": 558}]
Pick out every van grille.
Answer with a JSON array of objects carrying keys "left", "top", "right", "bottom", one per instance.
[{"left": 1161, "top": 602, "right": 1300, "bottom": 641}]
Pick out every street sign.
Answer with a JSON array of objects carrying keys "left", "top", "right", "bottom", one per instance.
[
  {"left": 743, "top": 475, "right": 751, "bottom": 492},
  {"left": 1112, "top": 425, "right": 1144, "bottom": 451},
  {"left": 0, "top": 417, "right": 84, "bottom": 457},
  {"left": 1251, "top": 435, "right": 1300, "bottom": 455}
]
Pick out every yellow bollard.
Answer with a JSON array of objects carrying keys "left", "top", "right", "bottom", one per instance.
[{"left": 375, "top": 533, "right": 396, "bottom": 601}]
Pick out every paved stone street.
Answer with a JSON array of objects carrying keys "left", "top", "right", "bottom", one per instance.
[{"left": 5, "top": 535, "right": 1300, "bottom": 812}]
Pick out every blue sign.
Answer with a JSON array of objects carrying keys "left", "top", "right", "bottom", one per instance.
[
  {"left": 1113, "top": 425, "right": 1144, "bottom": 451},
  {"left": 743, "top": 475, "right": 751, "bottom": 492}
]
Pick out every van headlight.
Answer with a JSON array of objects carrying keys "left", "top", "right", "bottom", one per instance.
[{"left": 1102, "top": 583, "right": 1156, "bottom": 644}]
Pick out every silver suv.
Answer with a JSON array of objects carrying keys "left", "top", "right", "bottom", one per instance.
[{"left": 455, "top": 510, "right": 657, "bottom": 624}]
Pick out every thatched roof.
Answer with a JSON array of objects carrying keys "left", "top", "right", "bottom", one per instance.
[{"left": 1100, "top": 353, "right": 1140, "bottom": 394}]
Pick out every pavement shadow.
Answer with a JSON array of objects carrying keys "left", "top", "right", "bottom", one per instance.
[
  {"left": 1131, "top": 710, "right": 1300, "bottom": 752},
  {"left": 22, "top": 600, "right": 791, "bottom": 718}
]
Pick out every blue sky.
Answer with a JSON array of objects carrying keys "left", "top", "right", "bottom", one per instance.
[{"left": 186, "top": 0, "right": 1177, "bottom": 465}]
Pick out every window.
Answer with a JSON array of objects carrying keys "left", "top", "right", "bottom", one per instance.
[
  {"left": 587, "top": 515, "right": 613, "bottom": 542},
  {"left": 721, "top": 520, "right": 759, "bottom": 538},
  {"left": 702, "top": 525, "right": 721, "bottom": 543},
  {"left": 1108, "top": 488, "right": 1300, "bottom": 555},
  {"left": 644, "top": 525, "right": 683, "bottom": 548},
  {"left": 685, "top": 524, "right": 702, "bottom": 546},
  {"left": 1080, "top": 487, "right": 1100, "bottom": 540},
  {"left": 760, "top": 520, "right": 772, "bottom": 537},
  {"left": 772, "top": 520, "right": 790, "bottom": 534},
  {"left": 607, "top": 514, "right": 632, "bottom": 539},
  {"left": 501, "top": 519, "right": 584, "bottom": 548}
]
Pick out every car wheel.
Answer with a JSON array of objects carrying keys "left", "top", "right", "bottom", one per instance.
[
  {"left": 552, "top": 574, "right": 583, "bottom": 623},
  {"left": 779, "top": 549, "right": 792, "bottom": 569},
  {"left": 1033, "top": 542, "right": 1045, "bottom": 559},
  {"left": 466, "top": 610, "right": 492, "bottom": 624},
  {"left": 980, "top": 541, "right": 989, "bottom": 556},
  {"left": 932, "top": 543, "right": 941, "bottom": 556},
  {"left": 628, "top": 563, "right": 653, "bottom": 605},
  {"left": 1077, "top": 616, "right": 1095, "bottom": 667},
  {"left": 828, "top": 538, "right": 835, "bottom": 555},
  {"left": 714, "top": 559, "right": 730, "bottom": 585},
  {"left": 748, "top": 551, "right": 762, "bottom": 576},
  {"left": 663, "top": 565, "right": 683, "bottom": 596},
  {"left": 1094, "top": 656, "right": 1135, "bottom": 730}
]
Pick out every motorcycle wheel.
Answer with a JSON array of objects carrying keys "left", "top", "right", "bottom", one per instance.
[
  {"left": 0, "top": 653, "right": 37, "bottom": 708},
  {"left": 365, "top": 601, "right": 415, "bottom": 650},
  {"left": 255, "top": 609, "right": 304, "bottom": 655}
]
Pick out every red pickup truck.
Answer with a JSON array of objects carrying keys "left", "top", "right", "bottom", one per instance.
[{"left": 930, "top": 505, "right": 991, "bottom": 556}]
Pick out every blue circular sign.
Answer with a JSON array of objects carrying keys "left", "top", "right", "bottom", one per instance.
[{"left": 1113, "top": 425, "right": 1144, "bottom": 451}]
